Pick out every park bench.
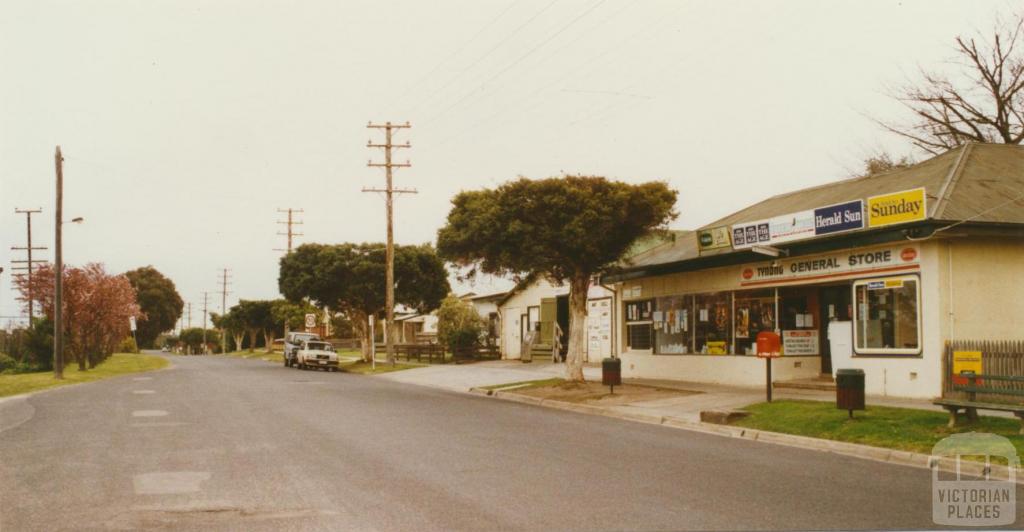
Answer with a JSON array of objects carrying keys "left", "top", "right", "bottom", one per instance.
[{"left": 933, "top": 372, "right": 1024, "bottom": 434}]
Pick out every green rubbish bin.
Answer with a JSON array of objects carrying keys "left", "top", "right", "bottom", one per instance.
[{"left": 836, "top": 368, "right": 865, "bottom": 417}]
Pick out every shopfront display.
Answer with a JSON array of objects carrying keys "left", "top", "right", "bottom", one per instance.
[
  {"left": 853, "top": 275, "right": 921, "bottom": 355},
  {"left": 734, "top": 289, "right": 775, "bottom": 355},
  {"left": 654, "top": 295, "right": 691, "bottom": 354},
  {"left": 695, "top": 292, "right": 732, "bottom": 354}
]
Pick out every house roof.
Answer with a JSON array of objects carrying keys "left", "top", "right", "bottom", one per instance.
[
  {"left": 466, "top": 290, "right": 508, "bottom": 302},
  {"left": 620, "top": 143, "right": 1024, "bottom": 273}
]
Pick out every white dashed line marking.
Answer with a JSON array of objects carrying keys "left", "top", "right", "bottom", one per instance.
[
  {"left": 133, "top": 472, "right": 210, "bottom": 495},
  {"left": 132, "top": 410, "right": 168, "bottom": 417}
]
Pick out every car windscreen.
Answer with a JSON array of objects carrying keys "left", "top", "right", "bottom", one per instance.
[{"left": 305, "top": 342, "right": 332, "bottom": 351}]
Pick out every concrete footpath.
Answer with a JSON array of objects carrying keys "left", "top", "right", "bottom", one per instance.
[{"left": 374, "top": 360, "right": 1022, "bottom": 482}]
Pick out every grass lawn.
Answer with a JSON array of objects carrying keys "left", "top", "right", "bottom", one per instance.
[
  {"left": 480, "top": 378, "right": 565, "bottom": 391},
  {"left": 338, "top": 359, "right": 420, "bottom": 375},
  {"left": 734, "top": 400, "right": 1024, "bottom": 459},
  {"left": 0, "top": 353, "right": 169, "bottom": 398}
]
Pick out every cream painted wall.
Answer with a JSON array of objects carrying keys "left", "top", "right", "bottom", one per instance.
[
  {"left": 497, "top": 278, "right": 614, "bottom": 360},
  {"left": 613, "top": 240, "right": 1009, "bottom": 398}
]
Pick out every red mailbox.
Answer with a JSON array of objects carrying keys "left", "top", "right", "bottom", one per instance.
[{"left": 756, "top": 331, "right": 781, "bottom": 358}]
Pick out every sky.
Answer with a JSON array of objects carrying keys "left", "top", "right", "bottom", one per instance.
[{"left": 0, "top": 0, "right": 1015, "bottom": 328}]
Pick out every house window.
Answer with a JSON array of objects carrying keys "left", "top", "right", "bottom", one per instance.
[
  {"left": 625, "top": 299, "right": 653, "bottom": 351},
  {"left": 853, "top": 276, "right": 921, "bottom": 355},
  {"left": 654, "top": 295, "right": 691, "bottom": 354}
]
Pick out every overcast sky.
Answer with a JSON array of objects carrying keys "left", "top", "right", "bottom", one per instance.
[{"left": 0, "top": 0, "right": 1014, "bottom": 327}]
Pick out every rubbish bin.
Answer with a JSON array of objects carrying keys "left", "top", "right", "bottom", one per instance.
[
  {"left": 602, "top": 357, "right": 621, "bottom": 387},
  {"left": 836, "top": 368, "right": 865, "bottom": 417}
]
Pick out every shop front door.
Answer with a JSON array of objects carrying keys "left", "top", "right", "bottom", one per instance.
[{"left": 819, "top": 284, "right": 852, "bottom": 375}]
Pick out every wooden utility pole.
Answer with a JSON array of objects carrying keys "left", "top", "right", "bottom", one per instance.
[
  {"left": 219, "top": 268, "right": 231, "bottom": 353},
  {"left": 53, "top": 146, "right": 64, "bottom": 379},
  {"left": 364, "top": 121, "right": 416, "bottom": 366},
  {"left": 187, "top": 302, "right": 192, "bottom": 329},
  {"left": 11, "top": 208, "right": 47, "bottom": 326},
  {"left": 275, "top": 208, "right": 304, "bottom": 253},
  {"left": 202, "top": 292, "right": 209, "bottom": 354}
]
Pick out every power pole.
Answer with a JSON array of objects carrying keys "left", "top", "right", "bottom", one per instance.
[
  {"left": 187, "top": 302, "right": 192, "bottom": 329},
  {"left": 11, "top": 208, "right": 47, "bottom": 326},
  {"left": 53, "top": 146, "right": 64, "bottom": 379},
  {"left": 219, "top": 268, "right": 231, "bottom": 353},
  {"left": 364, "top": 121, "right": 416, "bottom": 366},
  {"left": 275, "top": 208, "right": 304, "bottom": 253},
  {"left": 202, "top": 292, "right": 209, "bottom": 354}
]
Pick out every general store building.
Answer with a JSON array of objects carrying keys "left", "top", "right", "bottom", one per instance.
[{"left": 603, "top": 144, "right": 1024, "bottom": 398}]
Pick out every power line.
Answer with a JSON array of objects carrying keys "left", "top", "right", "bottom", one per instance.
[
  {"left": 363, "top": 121, "right": 417, "bottom": 367},
  {"left": 404, "top": 0, "right": 563, "bottom": 117},
  {"left": 421, "top": 0, "right": 608, "bottom": 129},
  {"left": 392, "top": 0, "right": 523, "bottom": 112}
]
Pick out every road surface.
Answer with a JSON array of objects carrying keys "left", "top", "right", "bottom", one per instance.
[{"left": 1, "top": 354, "right": 1017, "bottom": 530}]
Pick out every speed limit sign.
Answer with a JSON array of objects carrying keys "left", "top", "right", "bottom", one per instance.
[{"left": 304, "top": 313, "right": 317, "bottom": 330}]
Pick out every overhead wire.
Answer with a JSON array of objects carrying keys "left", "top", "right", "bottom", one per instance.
[
  {"left": 402, "top": 0, "right": 563, "bottom": 118},
  {"left": 420, "top": 0, "right": 609, "bottom": 129}
]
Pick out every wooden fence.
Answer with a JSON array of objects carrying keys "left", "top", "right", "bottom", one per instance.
[{"left": 943, "top": 340, "right": 1024, "bottom": 402}]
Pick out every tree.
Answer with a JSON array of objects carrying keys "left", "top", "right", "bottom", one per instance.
[
  {"left": 437, "top": 176, "right": 677, "bottom": 381},
  {"left": 234, "top": 300, "right": 275, "bottom": 353},
  {"left": 179, "top": 328, "right": 220, "bottom": 355},
  {"left": 279, "top": 243, "right": 450, "bottom": 362},
  {"left": 211, "top": 310, "right": 246, "bottom": 352},
  {"left": 435, "top": 295, "right": 485, "bottom": 355},
  {"left": 15, "top": 263, "right": 142, "bottom": 369},
  {"left": 880, "top": 14, "right": 1024, "bottom": 154},
  {"left": 857, "top": 151, "right": 914, "bottom": 177},
  {"left": 271, "top": 299, "right": 318, "bottom": 337},
  {"left": 124, "top": 266, "right": 184, "bottom": 348}
]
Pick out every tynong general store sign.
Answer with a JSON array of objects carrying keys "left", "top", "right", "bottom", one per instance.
[{"left": 739, "top": 244, "right": 920, "bottom": 287}]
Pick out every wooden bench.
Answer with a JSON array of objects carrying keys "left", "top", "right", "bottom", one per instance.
[{"left": 933, "top": 373, "right": 1024, "bottom": 434}]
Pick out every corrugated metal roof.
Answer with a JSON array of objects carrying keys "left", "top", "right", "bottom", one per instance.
[{"left": 624, "top": 143, "right": 1024, "bottom": 271}]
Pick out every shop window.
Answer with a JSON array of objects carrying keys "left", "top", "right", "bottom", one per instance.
[
  {"left": 777, "top": 287, "right": 820, "bottom": 356},
  {"left": 734, "top": 290, "right": 776, "bottom": 355},
  {"left": 853, "top": 276, "right": 921, "bottom": 355},
  {"left": 694, "top": 292, "right": 731, "bottom": 354},
  {"left": 654, "top": 295, "right": 691, "bottom": 354},
  {"left": 625, "top": 299, "right": 653, "bottom": 351}
]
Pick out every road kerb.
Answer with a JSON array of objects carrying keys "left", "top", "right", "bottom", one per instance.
[{"left": 476, "top": 386, "right": 1024, "bottom": 483}]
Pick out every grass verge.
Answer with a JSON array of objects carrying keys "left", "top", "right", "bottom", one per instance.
[
  {"left": 480, "top": 378, "right": 565, "bottom": 391},
  {"left": 0, "top": 353, "right": 169, "bottom": 398},
  {"left": 338, "top": 359, "right": 420, "bottom": 375},
  {"left": 221, "top": 350, "right": 284, "bottom": 363},
  {"left": 733, "top": 400, "right": 1024, "bottom": 459}
]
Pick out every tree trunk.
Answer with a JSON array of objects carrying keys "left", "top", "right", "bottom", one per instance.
[
  {"left": 247, "top": 329, "right": 257, "bottom": 353},
  {"left": 263, "top": 330, "right": 274, "bottom": 354},
  {"left": 232, "top": 332, "right": 244, "bottom": 353},
  {"left": 565, "top": 274, "right": 590, "bottom": 382},
  {"left": 353, "top": 311, "right": 372, "bottom": 363}
]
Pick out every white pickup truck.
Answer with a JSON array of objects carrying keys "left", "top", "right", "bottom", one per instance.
[
  {"left": 295, "top": 340, "right": 339, "bottom": 372},
  {"left": 284, "top": 332, "right": 320, "bottom": 368}
]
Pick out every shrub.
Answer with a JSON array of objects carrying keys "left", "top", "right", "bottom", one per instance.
[
  {"left": 119, "top": 336, "right": 139, "bottom": 354},
  {"left": 0, "top": 353, "right": 16, "bottom": 372},
  {"left": 436, "top": 295, "right": 485, "bottom": 353}
]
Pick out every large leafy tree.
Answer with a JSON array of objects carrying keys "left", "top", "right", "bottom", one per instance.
[
  {"left": 124, "top": 266, "right": 184, "bottom": 348},
  {"left": 211, "top": 310, "right": 246, "bottom": 352},
  {"left": 437, "top": 176, "right": 677, "bottom": 381},
  {"left": 15, "top": 263, "right": 142, "bottom": 370},
  {"left": 234, "top": 300, "right": 276, "bottom": 353},
  {"left": 279, "top": 243, "right": 450, "bottom": 362}
]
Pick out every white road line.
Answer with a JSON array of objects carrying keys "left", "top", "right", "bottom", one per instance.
[
  {"left": 132, "top": 390, "right": 156, "bottom": 395},
  {"left": 132, "top": 410, "right": 168, "bottom": 417},
  {"left": 133, "top": 472, "right": 210, "bottom": 495}
]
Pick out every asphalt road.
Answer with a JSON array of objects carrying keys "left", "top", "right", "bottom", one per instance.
[{"left": 1, "top": 354, "right": 1019, "bottom": 531}]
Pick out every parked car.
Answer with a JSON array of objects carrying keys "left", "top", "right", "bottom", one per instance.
[
  {"left": 295, "top": 340, "right": 339, "bottom": 371},
  {"left": 284, "top": 331, "right": 321, "bottom": 367}
]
